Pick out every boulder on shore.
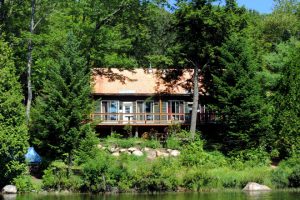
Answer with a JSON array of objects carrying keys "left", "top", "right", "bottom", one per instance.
[
  {"left": 242, "top": 182, "right": 271, "bottom": 191},
  {"left": 170, "top": 150, "right": 180, "bottom": 157},
  {"left": 132, "top": 150, "right": 143, "bottom": 156},
  {"left": 2, "top": 185, "right": 17, "bottom": 194}
]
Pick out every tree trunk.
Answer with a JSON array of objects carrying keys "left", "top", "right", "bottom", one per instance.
[
  {"left": 67, "top": 151, "right": 72, "bottom": 179},
  {"left": 26, "top": 0, "right": 35, "bottom": 124},
  {"left": 190, "top": 65, "right": 199, "bottom": 139}
]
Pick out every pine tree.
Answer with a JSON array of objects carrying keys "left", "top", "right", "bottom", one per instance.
[
  {"left": 271, "top": 38, "right": 300, "bottom": 158},
  {"left": 0, "top": 39, "right": 29, "bottom": 187},
  {"left": 213, "top": 32, "right": 272, "bottom": 153},
  {"left": 30, "top": 32, "right": 95, "bottom": 165}
]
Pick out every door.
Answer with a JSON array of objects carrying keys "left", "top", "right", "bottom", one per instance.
[{"left": 123, "top": 102, "right": 134, "bottom": 123}]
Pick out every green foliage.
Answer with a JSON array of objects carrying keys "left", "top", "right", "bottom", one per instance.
[
  {"left": 30, "top": 32, "right": 94, "bottom": 160},
  {"left": 270, "top": 38, "right": 300, "bottom": 158},
  {"left": 208, "top": 166, "right": 272, "bottom": 188},
  {"left": 228, "top": 148, "right": 271, "bottom": 169},
  {"left": 81, "top": 151, "right": 124, "bottom": 192},
  {"left": 271, "top": 155, "right": 300, "bottom": 188},
  {"left": 166, "top": 129, "right": 194, "bottom": 150},
  {"left": 103, "top": 137, "right": 162, "bottom": 149},
  {"left": 13, "top": 175, "right": 42, "bottom": 192},
  {"left": 166, "top": 136, "right": 181, "bottom": 150},
  {"left": 132, "top": 158, "right": 179, "bottom": 192},
  {"left": 212, "top": 31, "right": 272, "bottom": 152},
  {"left": 271, "top": 168, "right": 290, "bottom": 188},
  {"left": 180, "top": 140, "right": 227, "bottom": 168},
  {"left": 288, "top": 167, "right": 300, "bottom": 188},
  {"left": 42, "top": 160, "right": 83, "bottom": 191},
  {"left": 0, "top": 39, "right": 29, "bottom": 187},
  {"left": 13, "top": 175, "right": 34, "bottom": 192},
  {"left": 74, "top": 129, "right": 99, "bottom": 165}
]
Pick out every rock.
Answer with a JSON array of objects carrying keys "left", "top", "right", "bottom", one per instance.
[
  {"left": 132, "top": 150, "right": 143, "bottom": 156},
  {"left": 144, "top": 147, "right": 151, "bottom": 152},
  {"left": 167, "top": 149, "right": 172, "bottom": 153},
  {"left": 156, "top": 150, "right": 169, "bottom": 157},
  {"left": 119, "top": 148, "right": 128, "bottom": 153},
  {"left": 2, "top": 194, "right": 17, "bottom": 200},
  {"left": 242, "top": 182, "right": 271, "bottom": 191},
  {"left": 170, "top": 150, "right": 180, "bottom": 157},
  {"left": 112, "top": 152, "right": 120, "bottom": 157},
  {"left": 128, "top": 147, "right": 138, "bottom": 152},
  {"left": 109, "top": 147, "right": 119, "bottom": 153},
  {"left": 2, "top": 185, "right": 17, "bottom": 194},
  {"left": 146, "top": 149, "right": 157, "bottom": 160},
  {"left": 97, "top": 144, "right": 103, "bottom": 149}
]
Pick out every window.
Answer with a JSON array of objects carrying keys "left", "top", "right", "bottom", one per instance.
[
  {"left": 145, "top": 101, "right": 154, "bottom": 120},
  {"left": 168, "top": 101, "right": 184, "bottom": 120},
  {"left": 101, "top": 100, "right": 119, "bottom": 121},
  {"left": 136, "top": 101, "right": 154, "bottom": 120}
]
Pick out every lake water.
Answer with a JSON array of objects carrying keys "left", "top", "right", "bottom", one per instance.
[{"left": 1, "top": 191, "right": 299, "bottom": 200}]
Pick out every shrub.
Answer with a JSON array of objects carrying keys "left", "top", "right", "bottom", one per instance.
[
  {"left": 271, "top": 168, "right": 289, "bottom": 188},
  {"left": 132, "top": 158, "right": 179, "bottom": 192},
  {"left": 288, "top": 166, "right": 300, "bottom": 188},
  {"left": 74, "top": 131, "right": 99, "bottom": 165},
  {"left": 81, "top": 151, "right": 132, "bottom": 192},
  {"left": 140, "top": 139, "right": 162, "bottom": 149},
  {"left": 166, "top": 136, "right": 181, "bottom": 150},
  {"left": 180, "top": 140, "right": 206, "bottom": 166},
  {"left": 229, "top": 148, "right": 271, "bottom": 169},
  {"left": 13, "top": 175, "right": 34, "bottom": 192},
  {"left": 182, "top": 167, "right": 221, "bottom": 191},
  {"left": 42, "top": 160, "right": 83, "bottom": 191}
]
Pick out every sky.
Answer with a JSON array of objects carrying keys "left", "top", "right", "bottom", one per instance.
[
  {"left": 227, "top": 0, "right": 274, "bottom": 13},
  {"left": 169, "top": 0, "right": 275, "bottom": 14}
]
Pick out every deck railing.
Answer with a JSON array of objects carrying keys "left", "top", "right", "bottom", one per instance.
[{"left": 91, "top": 112, "right": 217, "bottom": 125}]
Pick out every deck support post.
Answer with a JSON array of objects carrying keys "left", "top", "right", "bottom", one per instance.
[
  {"left": 135, "top": 127, "right": 139, "bottom": 138},
  {"left": 110, "top": 127, "right": 114, "bottom": 136}
]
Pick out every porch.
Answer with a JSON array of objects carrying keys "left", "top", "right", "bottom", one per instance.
[{"left": 91, "top": 112, "right": 217, "bottom": 126}]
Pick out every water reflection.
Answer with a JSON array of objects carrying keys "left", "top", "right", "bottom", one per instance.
[{"left": 0, "top": 191, "right": 299, "bottom": 200}]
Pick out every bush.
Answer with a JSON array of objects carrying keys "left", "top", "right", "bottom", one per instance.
[
  {"left": 182, "top": 167, "right": 221, "bottom": 191},
  {"left": 81, "top": 151, "right": 131, "bottom": 192},
  {"left": 132, "top": 158, "right": 179, "bottom": 192},
  {"left": 140, "top": 139, "right": 162, "bottom": 149},
  {"left": 180, "top": 140, "right": 206, "bottom": 166},
  {"left": 288, "top": 166, "right": 300, "bottom": 188},
  {"left": 13, "top": 175, "right": 35, "bottom": 192},
  {"left": 271, "top": 168, "right": 289, "bottom": 188},
  {"left": 166, "top": 136, "right": 181, "bottom": 150},
  {"left": 271, "top": 155, "right": 300, "bottom": 188},
  {"left": 74, "top": 130, "right": 99, "bottom": 165},
  {"left": 229, "top": 148, "right": 271, "bottom": 169},
  {"left": 42, "top": 160, "right": 83, "bottom": 191}
]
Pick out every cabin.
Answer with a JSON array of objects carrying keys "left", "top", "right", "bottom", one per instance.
[{"left": 92, "top": 68, "right": 215, "bottom": 136}]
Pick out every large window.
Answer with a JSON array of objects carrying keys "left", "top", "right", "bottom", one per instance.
[
  {"left": 136, "top": 101, "right": 154, "bottom": 120},
  {"left": 168, "top": 101, "right": 184, "bottom": 120},
  {"left": 101, "top": 100, "right": 119, "bottom": 121}
]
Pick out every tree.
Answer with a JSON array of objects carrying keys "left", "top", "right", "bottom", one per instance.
[
  {"left": 30, "top": 32, "right": 95, "bottom": 169},
  {"left": 269, "top": 38, "right": 300, "bottom": 158},
  {"left": 0, "top": 39, "right": 29, "bottom": 187},
  {"left": 174, "top": 0, "right": 242, "bottom": 138},
  {"left": 212, "top": 32, "right": 272, "bottom": 152}
]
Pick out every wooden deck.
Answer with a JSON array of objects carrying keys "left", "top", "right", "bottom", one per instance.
[{"left": 91, "top": 112, "right": 217, "bottom": 126}]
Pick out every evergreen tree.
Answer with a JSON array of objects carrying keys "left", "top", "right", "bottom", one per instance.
[
  {"left": 270, "top": 38, "right": 300, "bottom": 158},
  {"left": 30, "top": 32, "right": 95, "bottom": 165},
  {"left": 173, "top": 0, "right": 244, "bottom": 137},
  {"left": 0, "top": 39, "right": 29, "bottom": 187},
  {"left": 213, "top": 32, "right": 272, "bottom": 153}
]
